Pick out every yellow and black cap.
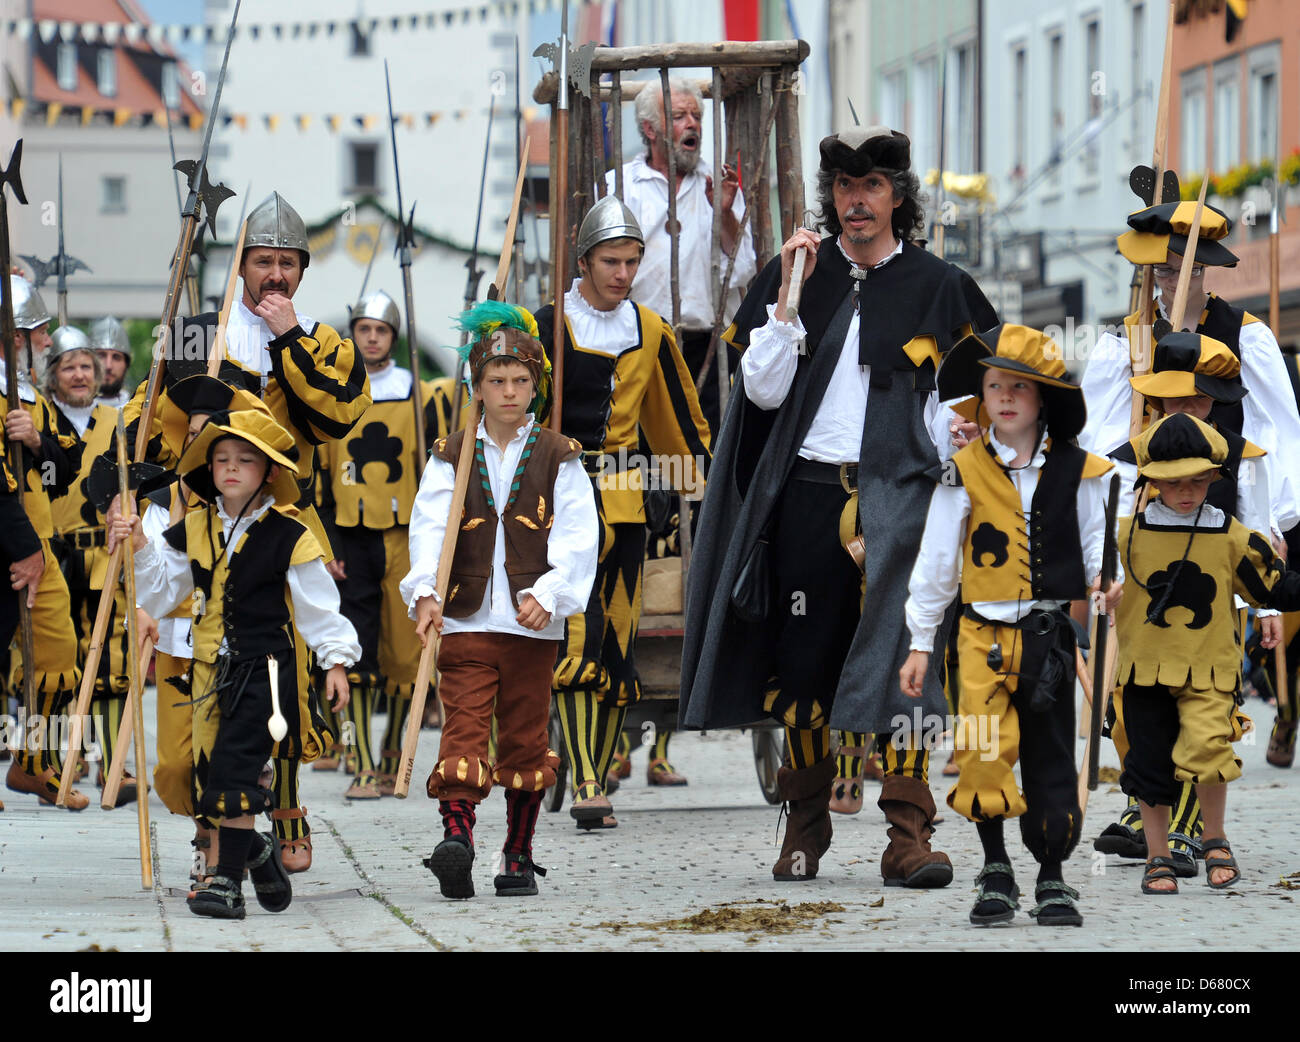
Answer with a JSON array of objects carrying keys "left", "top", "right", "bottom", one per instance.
[
  {"left": 1129, "top": 331, "right": 1246, "bottom": 405},
  {"left": 178, "top": 407, "right": 301, "bottom": 508},
  {"left": 1129, "top": 412, "right": 1227, "bottom": 486},
  {"left": 938, "top": 323, "right": 1085, "bottom": 439},
  {"left": 159, "top": 374, "right": 275, "bottom": 461},
  {"left": 1116, "top": 200, "right": 1238, "bottom": 268}
]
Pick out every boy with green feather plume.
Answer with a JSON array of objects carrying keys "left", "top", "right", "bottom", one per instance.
[{"left": 401, "top": 301, "right": 598, "bottom": 899}]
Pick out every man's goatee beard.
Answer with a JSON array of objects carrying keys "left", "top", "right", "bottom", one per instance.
[
  {"left": 100, "top": 379, "right": 123, "bottom": 397},
  {"left": 672, "top": 145, "right": 700, "bottom": 173}
]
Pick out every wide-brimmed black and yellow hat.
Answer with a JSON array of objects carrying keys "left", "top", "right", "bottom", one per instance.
[
  {"left": 159, "top": 374, "right": 275, "bottom": 461},
  {"left": 938, "top": 323, "right": 1086, "bottom": 439},
  {"left": 1116, "top": 200, "right": 1238, "bottom": 268},
  {"left": 1129, "top": 331, "right": 1247, "bottom": 405},
  {"left": 818, "top": 126, "right": 911, "bottom": 176},
  {"left": 1129, "top": 412, "right": 1227, "bottom": 486},
  {"left": 178, "top": 407, "right": 300, "bottom": 508}
]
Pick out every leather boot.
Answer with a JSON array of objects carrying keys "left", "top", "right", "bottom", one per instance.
[
  {"left": 772, "top": 754, "right": 835, "bottom": 881},
  {"left": 878, "top": 774, "right": 953, "bottom": 888}
]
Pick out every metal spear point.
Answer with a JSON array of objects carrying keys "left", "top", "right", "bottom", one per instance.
[{"left": 17, "top": 156, "right": 91, "bottom": 328}]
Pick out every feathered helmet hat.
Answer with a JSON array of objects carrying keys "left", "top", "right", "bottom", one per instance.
[{"left": 455, "top": 300, "right": 552, "bottom": 413}]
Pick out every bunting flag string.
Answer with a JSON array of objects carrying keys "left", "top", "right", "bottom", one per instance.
[
  {"left": 0, "top": 0, "right": 596, "bottom": 45},
  {"left": 3, "top": 95, "right": 534, "bottom": 132}
]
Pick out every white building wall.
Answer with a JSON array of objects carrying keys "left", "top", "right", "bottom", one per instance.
[{"left": 982, "top": 0, "right": 1168, "bottom": 331}]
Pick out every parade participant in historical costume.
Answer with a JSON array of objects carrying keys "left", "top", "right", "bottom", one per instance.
[
  {"left": 2, "top": 276, "right": 86, "bottom": 810},
  {"left": 613, "top": 78, "right": 756, "bottom": 435},
  {"left": 1113, "top": 413, "right": 1300, "bottom": 894},
  {"left": 91, "top": 316, "right": 133, "bottom": 409},
  {"left": 901, "top": 324, "right": 1119, "bottom": 925},
  {"left": 317, "top": 289, "right": 455, "bottom": 799},
  {"left": 534, "top": 195, "right": 711, "bottom": 826},
  {"left": 111, "top": 407, "right": 359, "bottom": 918},
  {"left": 45, "top": 325, "right": 136, "bottom": 805},
  {"left": 123, "top": 191, "right": 372, "bottom": 870},
  {"left": 681, "top": 127, "right": 997, "bottom": 884},
  {"left": 1082, "top": 194, "right": 1300, "bottom": 869},
  {"left": 402, "top": 302, "right": 597, "bottom": 898}
]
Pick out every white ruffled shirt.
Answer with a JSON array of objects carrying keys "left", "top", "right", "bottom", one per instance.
[
  {"left": 366, "top": 359, "right": 414, "bottom": 401},
  {"left": 401, "top": 414, "right": 598, "bottom": 641},
  {"left": 224, "top": 299, "right": 315, "bottom": 388},
  {"left": 133, "top": 494, "right": 360, "bottom": 668}
]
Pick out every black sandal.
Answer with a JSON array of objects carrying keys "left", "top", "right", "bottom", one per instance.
[
  {"left": 187, "top": 874, "right": 246, "bottom": 919},
  {"left": 494, "top": 854, "right": 548, "bottom": 897},
  {"left": 1029, "top": 880, "right": 1083, "bottom": 926},
  {"left": 1202, "top": 838, "right": 1241, "bottom": 889},
  {"left": 969, "top": 863, "right": 1019, "bottom": 926},
  {"left": 247, "top": 831, "right": 292, "bottom": 913},
  {"left": 1141, "top": 857, "right": 1180, "bottom": 895}
]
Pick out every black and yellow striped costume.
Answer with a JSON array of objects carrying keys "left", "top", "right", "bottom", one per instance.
[
  {"left": 535, "top": 301, "right": 710, "bottom": 802},
  {"left": 51, "top": 401, "right": 133, "bottom": 781},
  {"left": 317, "top": 372, "right": 455, "bottom": 788},
  {"left": 9, "top": 387, "right": 81, "bottom": 792}
]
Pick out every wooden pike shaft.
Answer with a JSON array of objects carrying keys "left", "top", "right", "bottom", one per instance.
[
  {"left": 1167, "top": 175, "right": 1209, "bottom": 334},
  {"left": 550, "top": 106, "right": 569, "bottom": 432},
  {"left": 785, "top": 248, "right": 808, "bottom": 321},
  {"left": 100, "top": 636, "right": 154, "bottom": 808},
  {"left": 117, "top": 411, "right": 151, "bottom": 889},
  {"left": 395, "top": 398, "right": 482, "bottom": 797},
  {"left": 208, "top": 218, "right": 249, "bottom": 377},
  {"left": 491, "top": 137, "right": 532, "bottom": 298}
]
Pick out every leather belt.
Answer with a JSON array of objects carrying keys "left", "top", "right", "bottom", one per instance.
[
  {"left": 69, "top": 529, "right": 107, "bottom": 550},
  {"left": 791, "top": 457, "right": 857, "bottom": 494},
  {"left": 963, "top": 604, "right": 1068, "bottom": 636}
]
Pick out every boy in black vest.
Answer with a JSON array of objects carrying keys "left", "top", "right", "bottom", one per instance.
[
  {"left": 110, "top": 408, "right": 360, "bottom": 919},
  {"left": 900, "top": 324, "right": 1121, "bottom": 926},
  {"left": 402, "top": 302, "right": 598, "bottom": 899}
]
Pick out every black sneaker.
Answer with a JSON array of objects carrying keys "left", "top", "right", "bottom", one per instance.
[
  {"left": 247, "top": 831, "right": 293, "bottom": 912},
  {"left": 424, "top": 838, "right": 475, "bottom": 899},
  {"left": 187, "top": 875, "right": 246, "bottom": 920},
  {"left": 494, "top": 854, "right": 547, "bottom": 897}
]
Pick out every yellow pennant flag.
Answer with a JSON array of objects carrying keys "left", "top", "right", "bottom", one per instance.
[
  {"left": 233, "top": 113, "right": 247, "bottom": 130},
  {"left": 426, "top": 112, "right": 441, "bottom": 127},
  {"left": 12, "top": 98, "right": 26, "bottom": 119},
  {"left": 266, "top": 114, "right": 281, "bottom": 132},
  {"left": 45, "top": 102, "right": 62, "bottom": 125},
  {"left": 80, "top": 105, "right": 94, "bottom": 125},
  {"left": 326, "top": 114, "right": 341, "bottom": 133},
  {"left": 296, "top": 114, "right": 312, "bottom": 132},
  {"left": 360, "top": 113, "right": 377, "bottom": 131},
  {"left": 113, "top": 107, "right": 132, "bottom": 127},
  {"left": 188, "top": 113, "right": 203, "bottom": 131},
  {"left": 400, "top": 113, "right": 414, "bottom": 130}
]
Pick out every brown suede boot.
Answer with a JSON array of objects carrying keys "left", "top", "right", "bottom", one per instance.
[
  {"left": 773, "top": 755, "right": 836, "bottom": 881},
  {"left": 878, "top": 774, "right": 953, "bottom": 888}
]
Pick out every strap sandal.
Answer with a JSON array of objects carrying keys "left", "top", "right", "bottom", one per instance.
[
  {"left": 611, "top": 750, "right": 633, "bottom": 781},
  {"left": 311, "top": 754, "right": 340, "bottom": 772},
  {"left": 6, "top": 761, "right": 89, "bottom": 810},
  {"left": 646, "top": 757, "right": 689, "bottom": 786},
  {"left": 344, "top": 770, "right": 383, "bottom": 800},
  {"left": 1029, "top": 880, "right": 1083, "bottom": 926},
  {"left": 1168, "top": 833, "right": 1200, "bottom": 878},
  {"left": 969, "top": 863, "right": 1019, "bottom": 926},
  {"left": 1093, "top": 819, "right": 1148, "bottom": 860},
  {"left": 187, "top": 874, "right": 246, "bottom": 920},
  {"left": 494, "top": 853, "right": 548, "bottom": 897},
  {"left": 272, "top": 808, "right": 312, "bottom": 873},
  {"left": 190, "top": 835, "right": 212, "bottom": 883},
  {"left": 570, "top": 786, "right": 614, "bottom": 829},
  {"left": 377, "top": 772, "right": 397, "bottom": 797},
  {"left": 1141, "top": 857, "right": 1180, "bottom": 895},
  {"left": 1201, "top": 838, "right": 1241, "bottom": 889},
  {"left": 829, "top": 778, "right": 864, "bottom": 815},
  {"left": 246, "top": 831, "right": 293, "bottom": 913}
]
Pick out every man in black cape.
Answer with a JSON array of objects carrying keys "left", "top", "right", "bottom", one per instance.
[{"left": 679, "top": 127, "right": 997, "bottom": 884}]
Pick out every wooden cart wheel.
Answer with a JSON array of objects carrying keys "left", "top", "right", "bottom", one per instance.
[
  {"left": 544, "top": 702, "right": 568, "bottom": 812},
  {"left": 752, "top": 728, "right": 784, "bottom": 805}
]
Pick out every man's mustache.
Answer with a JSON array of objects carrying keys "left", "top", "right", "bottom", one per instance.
[{"left": 844, "top": 206, "right": 874, "bottom": 220}]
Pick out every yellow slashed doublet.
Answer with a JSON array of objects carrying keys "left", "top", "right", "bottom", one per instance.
[
  {"left": 1117, "top": 511, "right": 1284, "bottom": 804},
  {"left": 165, "top": 505, "right": 321, "bottom": 820}
]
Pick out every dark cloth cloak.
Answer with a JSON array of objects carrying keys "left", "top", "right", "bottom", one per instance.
[{"left": 679, "top": 239, "right": 997, "bottom": 732}]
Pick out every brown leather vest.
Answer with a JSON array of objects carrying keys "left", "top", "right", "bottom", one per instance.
[{"left": 433, "top": 424, "right": 582, "bottom": 618}]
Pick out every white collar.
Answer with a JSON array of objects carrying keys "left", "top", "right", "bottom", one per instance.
[
  {"left": 215, "top": 493, "right": 275, "bottom": 525},
  {"left": 1145, "top": 498, "right": 1226, "bottom": 528},
  {"left": 628, "top": 151, "right": 706, "bottom": 184},
  {"left": 477, "top": 413, "right": 537, "bottom": 450},
  {"left": 566, "top": 281, "right": 633, "bottom": 321},
  {"left": 988, "top": 427, "right": 1046, "bottom": 470},
  {"left": 837, "top": 236, "right": 903, "bottom": 274}
]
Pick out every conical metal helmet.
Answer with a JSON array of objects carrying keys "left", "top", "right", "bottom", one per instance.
[
  {"left": 46, "top": 325, "right": 93, "bottom": 368},
  {"left": 245, "top": 191, "right": 311, "bottom": 268},
  {"left": 576, "top": 195, "right": 644, "bottom": 258},
  {"left": 10, "top": 275, "right": 51, "bottom": 330},
  {"left": 89, "top": 316, "right": 131, "bottom": 358},
  {"left": 351, "top": 290, "right": 401, "bottom": 333}
]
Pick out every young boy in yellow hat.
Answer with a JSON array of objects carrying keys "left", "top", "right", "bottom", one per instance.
[
  {"left": 402, "top": 301, "right": 597, "bottom": 899},
  {"left": 1115, "top": 412, "right": 1300, "bottom": 894},
  {"left": 110, "top": 407, "right": 359, "bottom": 919},
  {"left": 900, "top": 323, "right": 1121, "bottom": 926}
]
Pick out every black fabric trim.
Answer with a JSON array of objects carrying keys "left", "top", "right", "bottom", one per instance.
[{"left": 655, "top": 332, "right": 711, "bottom": 471}]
